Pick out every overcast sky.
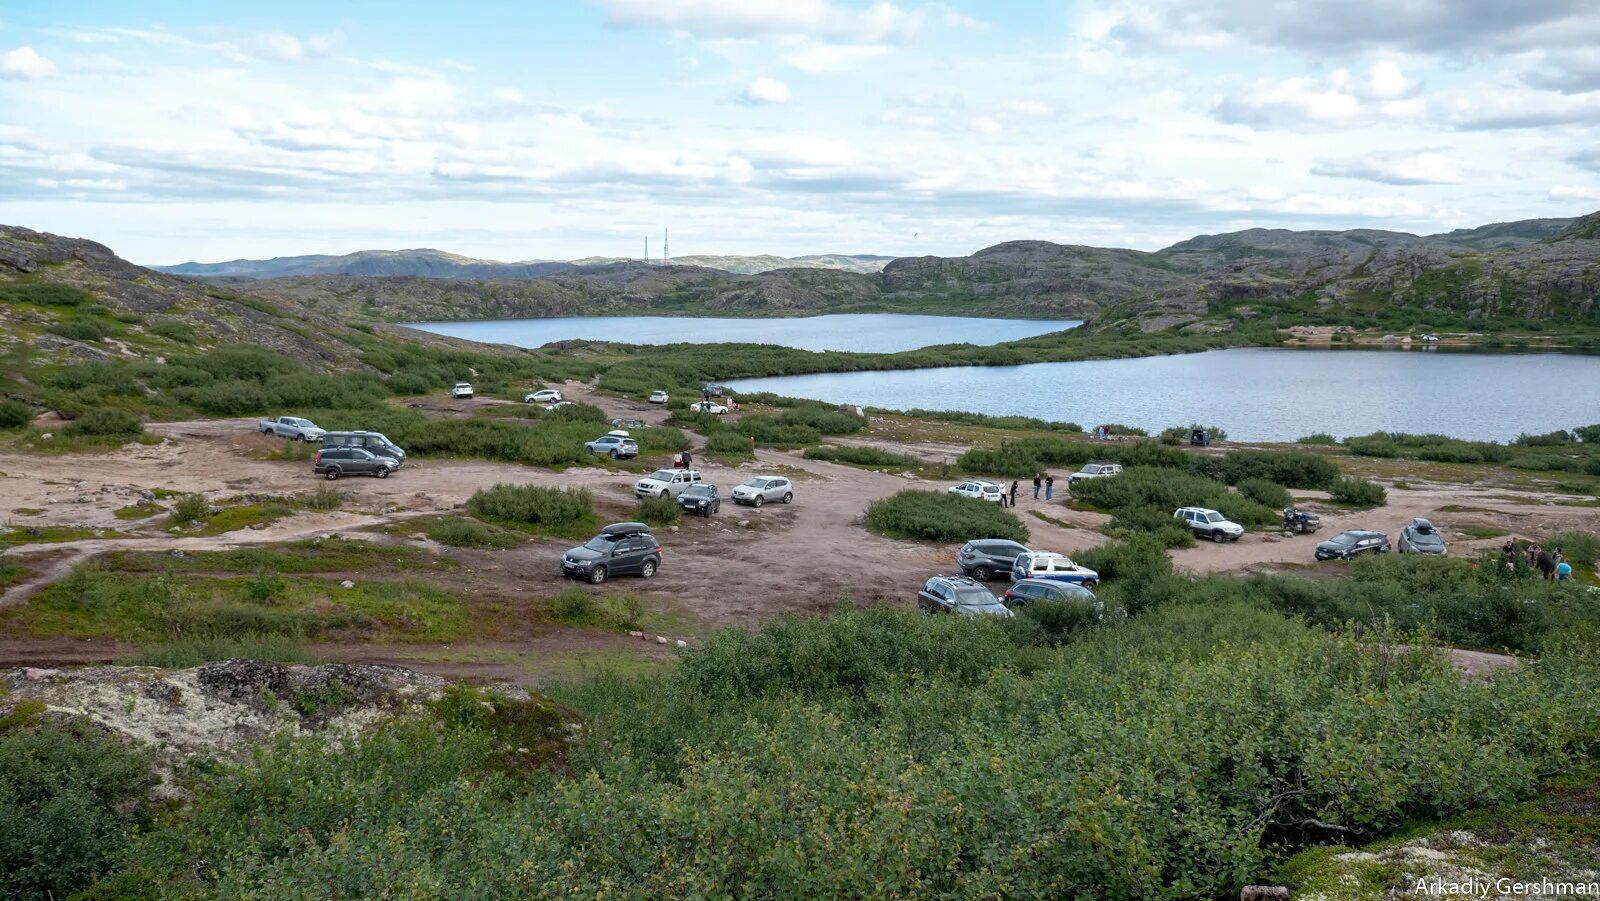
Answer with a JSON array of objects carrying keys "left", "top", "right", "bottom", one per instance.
[{"left": 2, "top": 0, "right": 1599, "bottom": 264}]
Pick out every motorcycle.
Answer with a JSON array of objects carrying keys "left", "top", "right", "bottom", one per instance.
[{"left": 1281, "top": 507, "right": 1321, "bottom": 535}]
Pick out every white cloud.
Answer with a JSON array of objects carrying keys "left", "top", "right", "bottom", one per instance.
[
  {"left": 598, "top": 0, "right": 924, "bottom": 42},
  {"left": 1549, "top": 184, "right": 1600, "bottom": 201},
  {"left": 1212, "top": 62, "right": 1423, "bottom": 128},
  {"left": 742, "top": 76, "right": 791, "bottom": 104},
  {"left": 0, "top": 46, "right": 57, "bottom": 80},
  {"left": 1312, "top": 151, "right": 1468, "bottom": 185},
  {"left": 237, "top": 31, "right": 341, "bottom": 63},
  {"left": 784, "top": 40, "right": 890, "bottom": 72},
  {"left": 1437, "top": 84, "right": 1600, "bottom": 130}
]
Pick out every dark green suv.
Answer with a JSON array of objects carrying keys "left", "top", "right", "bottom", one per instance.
[{"left": 313, "top": 447, "right": 401, "bottom": 480}]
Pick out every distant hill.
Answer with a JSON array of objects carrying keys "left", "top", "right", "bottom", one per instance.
[
  {"left": 241, "top": 212, "right": 1600, "bottom": 329},
  {"left": 156, "top": 249, "right": 894, "bottom": 279}
]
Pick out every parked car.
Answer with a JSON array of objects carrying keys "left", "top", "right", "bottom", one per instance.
[
  {"left": 452, "top": 382, "right": 474, "bottom": 399},
  {"left": 313, "top": 447, "right": 400, "bottom": 480},
  {"left": 585, "top": 434, "right": 639, "bottom": 459},
  {"left": 1011, "top": 552, "right": 1099, "bottom": 588},
  {"left": 689, "top": 401, "right": 728, "bottom": 415},
  {"left": 525, "top": 388, "right": 562, "bottom": 403},
  {"left": 560, "top": 522, "right": 661, "bottom": 584},
  {"left": 258, "top": 416, "right": 325, "bottom": 441},
  {"left": 611, "top": 418, "right": 646, "bottom": 429},
  {"left": 545, "top": 401, "right": 577, "bottom": 412},
  {"left": 634, "top": 468, "right": 703, "bottom": 499},
  {"left": 1175, "top": 506, "right": 1245, "bottom": 543},
  {"left": 322, "top": 431, "right": 406, "bottom": 462},
  {"left": 677, "top": 483, "right": 721, "bottom": 516},
  {"left": 948, "top": 480, "right": 1004, "bottom": 503},
  {"left": 916, "top": 576, "right": 1013, "bottom": 617},
  {"left": 731, "top": 476, "right": 793, "bottom": 507},
  {"left": 956, "top": 539, "right": 1031, "bottom": 581},
  {"left": 1067, "top": 462, "right": 1122, "bottom": 487},
  {"left": 702, "top": 384, "right": 726, "bottom": 397},
  {"left": 1315, "top": 529, "right": 1391, "bottom": 561},
  {"left": 1398, "top": 518, "right": 1447, "bottom": 555},
  {"left": 1000, "top": 578, "right": 1103, "bottom": 616},
  {"left": 648, "top": 390, "right": 670, "bottom": 404}
]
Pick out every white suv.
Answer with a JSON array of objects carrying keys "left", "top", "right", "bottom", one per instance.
[
  {"left": 1067, "top": 462, "right": 1121, "bottom": 487},
  {"left": 634, "top": 468, "right": 703, "bottom": 499},
  {"left": 525, "top": 388, "right": 561, "bottom": 403},
  {"left": 732, "top": 476, "right": 793, "bottom": 507},
  {"left": 452, "top": 382, "right": 474, "bottom": 399},
  {"left": 949, "top": 480, "right": 1004, "bottom": 503},
  {"left": 1175, "top": 506, "right": 1244, "bottom": 542}
]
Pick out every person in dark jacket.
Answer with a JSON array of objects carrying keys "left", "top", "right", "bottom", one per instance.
[
  {"left": 1537, "top": 548, "right": 1555, "bottom": 580},
  {"left": 1032, "top": 475, "right": 1042, "bottom": 499},
  {"left": 1009, "top": 481, "right": 1019, "bottom": 506},
  {"left": 1044, "top": 474, "right": 1055, "bottom": 501}
]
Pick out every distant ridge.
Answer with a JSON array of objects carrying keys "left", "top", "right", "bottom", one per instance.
[{"left": 155, "top": 249, "right": 895, "bottom": 279}]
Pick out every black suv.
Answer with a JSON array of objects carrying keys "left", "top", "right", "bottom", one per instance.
[
  {"left": 956, "top": 539, "right": 1030, "bottom": 581},
  {"left": 677, "top": 483, "right": 721, "bottom": 516},
  {"left": 916, "top": 576, "right": 1012, "bottom": 617},
  {"left": 313, "top": 447, "right": 401, "bottom": 480},
  {"left": 561, "top": 522, "right": 662, "bottom": 584},
  {"left": 1315, "top": 529, "right": 1390, "bottom": 561}
]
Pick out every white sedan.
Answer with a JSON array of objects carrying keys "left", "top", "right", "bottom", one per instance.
[
  {"left": 525, "top": 388, "right": 562, "bottom": 403},
  {"left": 949, "top": 480, "right": 1004, "bottom": 503},
  {"left": 689, "top": 401, "right": 728, "bottom": 414},
  {"left": 648, "top": 390, "right": 670, "bottom": 404}
]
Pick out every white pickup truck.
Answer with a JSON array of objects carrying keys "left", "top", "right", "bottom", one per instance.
[{"left": 258, "top": 416, "right": 326, "bottom": 441}]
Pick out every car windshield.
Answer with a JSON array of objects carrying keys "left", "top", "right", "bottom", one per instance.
[
  {"left": 684, "top": 486, "right": 712, "bottom": 497},
  {"left": 1204, "top": 512, "right": 1225, "bottom": 523},
  {"left": 953, "top": 587, "right": 998, "bottom": 605},
  {"left": 1330, "top": 533, "right": 1360, "bottom": 546},
  {"left": 581, "top": 535, "right": 618, "bottom": 551},
  {"left": 649, "top": 470, "right": 675, "bottom": 481},
  {"left": 742, "top": 479, "right": 767, "bottom": 488}
]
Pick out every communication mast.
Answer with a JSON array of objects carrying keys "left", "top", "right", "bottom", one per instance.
[
  {"left": 663, "top": 228, "right": 669, "bottom": 263},
  {"left": 644, "top": 235, "right": 649, "bottom": 262}
]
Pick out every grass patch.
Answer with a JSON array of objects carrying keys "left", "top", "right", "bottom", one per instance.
[
  {"left": 107, "top": 537, "right": 453, "bottom": 575},
  {"left": 171, "top": 502, "right": 295, "bottom": 536},
  {"left": 1028, "top": 510, "right": 1075, "bottom": 529},
  {"left": 803, "top": 444, "right": 924, "bottom": 471},
  {"left": 1459, "top": 526, "right": 1510, "bottom": 539},
  {"left": 0, "top": 524, "right": 118, "bottom": 546},
  {"left": 114, "top": 635, "right": 317, "bottom": 668},
  {"left": 413, "top": 516, "right": 524, "bottom": 549},
  {"left": 113, "top": 503, "right": 165, "bottom": 520},
  {"left": 548, "top": 585, "right": 647, "bottom": 632},
  {"left": 10, "top": 508, "right": 41, "bottom": 516}
]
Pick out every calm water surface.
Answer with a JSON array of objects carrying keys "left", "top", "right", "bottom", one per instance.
[
  {"left": 730, "top": 348, "right": 1600, "bottom": 442},
  {"left": 407, "top": 313, "right": 1079, "bottom": 353}
]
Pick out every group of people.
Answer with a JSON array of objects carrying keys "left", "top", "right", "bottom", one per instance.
[
  {"left": 996, "top": 474, "right": 1055, "bottom": 507},
  {"left": 1502, "top": 539, "right": 1574, "bottom": 580}
]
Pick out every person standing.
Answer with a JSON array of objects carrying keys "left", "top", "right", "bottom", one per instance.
[
  {"left": 1044, "top": 474, "right": 1054, "bottom": 501},
  {"left": 1556, "top": 558, "right": 1573, "bottom": 581},
  {"left": 682, "top": 449, "right": 693, "bottom": 469},
  {"left": 1032, "top": 474, "right": 1042, "bottom": 499},
  {"left": 1009, "top": 481, "right": 1019, "bottom": 507},
  {"left": 1537, "top": 547, "right": 1555, "bottom": 580}
]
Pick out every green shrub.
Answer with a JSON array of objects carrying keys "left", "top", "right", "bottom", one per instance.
[
  {"left": 47, "top": 317, "right": 116, "bottom": 342},
  {"left": 550, "top": 586, "right": 597, "bottom": 623},
  {"left": 148, "top": 319, "right": 197, "bottom": 343},
  {"left": 777, "top": 405, "right": 866, "bottom": 435},
  {"left": 894, "top": 408, "right": 1081, "bottom": 433},
  {"left": 638, "top": 494, "right": 681, "bottom": 526},
  {"left": 0, "top": 399, "right": 33, "bottom": 430},
  {"left": 1328, "top": 475, "right": 1387, "bottom": 507},
  {"left": 1159, "top": 423, "right": 1227, "bottom": 444},
  {"left": 1545, "top": 531, "right": 1599, "bottom": 567},
  {"left": 1237, "top": 478, "right": 1292, "bottom": 510},
  {"left": 114, "top": 635, "right": 315, "bottom": 667},
  {"left": 804, "top": 444, "right": 923, "bottom": 470},
  {"left": 1105, "top": 506, "right": 1196, "bottom": 548},
  {"left": 703, "top": 431, "right": 754, "bottom": 458},
  {"left": 297, "top": 486, "right": 343, "bottom": 511},
  {"left": 0, "top": 282, "right": 90, "bottom": 306},
  {"left": 467, "top": 483, "right": 593, "bottom": 528},
  {"left": 1206, "top": 492, "right": 1277, "bottom": 527},
  {"left": 1070, "top": 467, "right": 1227, "bottom": 512},
  {"left": 244, "top": 568, "right": 286, "bottom": 602},
  {"left": 61, "top": 408, "right": 143, "bottom": 437},
  {"left": 1585, "top": 458, "right": 1600, "bottom": 476},
  {"left": 866, "top": 490, "right": 1027, "bottom": 543},
  {"left": 1203, "top": 450, "right": 1339, "bottom": 489},
  {"left": 0, "top": 719, "right": 157, "bottom": 901},
  {"left": 1514, "top": 429, "right": 1573, "bottom": 447},
  {"left": 170, "top": 493, "right": 209, "bottom": 524},
  {"left": 422, "top": 517, "right": 522, "bottom": 549},
  {"left": 1296, "top": 432, "right": 1337, "bottom": 445}
]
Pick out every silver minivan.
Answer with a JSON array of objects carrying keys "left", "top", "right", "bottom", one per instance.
[{"left": 321, "top": 431, "right": 406, "bottom": 462}]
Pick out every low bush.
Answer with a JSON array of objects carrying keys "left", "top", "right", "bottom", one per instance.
[
  {"left": 892, "top": 408, "right": 1082, "bottom": 433},
  {"left": 421, "top": 517, "right": 522, "bottom": 549},
  {"left": 1105, "top": 506, "right": 1196, "bottom": 548},
  {"left": 1201, "top": 450, "right": 1338, "bottom": 489},
  {"left": 1159, "top": 423, "right": 1227, "bottom": 445},
  {"left": 114, "top": 635, "right": 315, "bottom": 667},
  {"left": 803, "top": 444, "right": 923, "bottom": 470},
  {"left": 1328, "top": 475, "right": 1387, "bottom": 507},
  {"left": 0, "top": 282, "right": 91, "bottom": 306},
  {"left": 702, "top": 431, "right": 754, "bottom": 458},
  {"left": 1514, "top": 429, "right": 1574, "bottom": 446},
  {"left": 169, "top": 493, "right": 210, "bottom": 524},
  {"left": 1070, "top": 467, "right": 1228, "bottom": 512},
  {"left": 866, "top": 490, "right": 1028, "bottom": 543},
  {"left": 148, "top": 319, "right": 198, "bottom": 343},
  {"left": 47, "top": 317, "right": 116, "bottom": 342},
  {"left": 0, "top": 399, "right": 33, "bottom": 429},
  {"left": 297, "top": 486, "right": 343, "bottom": 512},
  {"left": 548, "top": 586, "right": 647, "bottom": 631},
  {"left": 1206, "top": 492, "right": 1278, "bottom": 527},
  {"left": 61, "top": 408, "right": 143, "bottom": 437},
  {"left": 1296, "top": 432, "right": 1337, "bottom": 445},
  {"left": 638, "top": 494, "right": 681, "bottom": 526},
  {"left": 1545, "top": 531, "right": 1599, "bottom": 567},
  {"left": 467, "top": 483, "right": 593, "bottom": 529},
  {"left": 1237, "top": 478, "right": 1292, "bottom": 510}
]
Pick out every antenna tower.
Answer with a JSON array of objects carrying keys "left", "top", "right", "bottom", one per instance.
[
  {"left": 664, "top": 228, "right": 669, "bottom": 263},
  {"left": 644, "top": 235, "right": 649, "bottom": 262}
]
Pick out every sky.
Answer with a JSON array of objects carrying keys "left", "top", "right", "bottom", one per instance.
[{"left": 1, "top": 0, "right": 1599, "bottom": 265}]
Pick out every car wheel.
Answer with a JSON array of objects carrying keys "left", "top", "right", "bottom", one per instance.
[
  {"left": 324, "top": 468, "right": 340, "bottom": 481},
  {"left": 609, "top": 449, "right": 619, "bottom": 459},
  {"left": 753, "top": 495, "right": 764, "bottom": 507},
  {"left": 1083, "top": 579, "right": 1099, "bottom": 590},
  {"left": 1211, "top": 530, "right": 1227, "bottom": 543},
  {"left": 295, "top": 433, "right": 306, "bottom": 442},
  {"left": 972, "top": 565, "right": 992, "bottom": 581},
  {"left": 376, "top": 467, "right": 390, "bottom": 479},
  {"left": 782, "top": 492, "right": 793, "bottom": 504},
  {"left": 588, "top": 566, "right": 608, "bottom": 584},
  {"left": 640, "top": 559, "right": 656, "bottom": 578}
]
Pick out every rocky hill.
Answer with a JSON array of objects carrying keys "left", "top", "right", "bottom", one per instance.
[{"left": 157, "top": 249, "right": 894, "bottom": 279}]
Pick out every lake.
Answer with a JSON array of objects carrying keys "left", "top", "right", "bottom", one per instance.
[
  {"left": 729, "top": 348, "right": 1600, "bottom": 442},
  {"left": 406, "top": 313, "right": 1079, "bottom": 353}
]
